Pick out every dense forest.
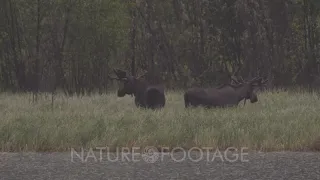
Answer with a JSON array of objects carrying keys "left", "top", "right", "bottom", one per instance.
[{"left": 1, "top": 0, "right": 320, "bottom": 96}]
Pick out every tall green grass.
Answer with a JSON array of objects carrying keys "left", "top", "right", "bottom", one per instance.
[{"left": 0, "top": 90, "right": 320, "bottom": 152}]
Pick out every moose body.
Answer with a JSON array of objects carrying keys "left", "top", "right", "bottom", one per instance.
[
  {"left": 184, "top": 77, "right": 266, "bottom": 108},
  {"left": 111, "top": 68, "right": 165, "bottom": 109}
]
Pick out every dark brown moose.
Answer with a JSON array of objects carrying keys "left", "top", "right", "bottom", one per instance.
[
  {"left": 109, "top": 68, "right": 166, "bottom": 109},
  {"left": 184, "top": 76, "right": 268, "bottom": 108}
]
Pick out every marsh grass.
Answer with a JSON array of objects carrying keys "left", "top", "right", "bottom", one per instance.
[{"left": 1, "top": 90, "right": 320, "bottom": 152}]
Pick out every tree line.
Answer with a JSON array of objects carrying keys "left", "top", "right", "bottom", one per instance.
[{"left": 1, "top": 0, "right": 320, "bottom": 96}]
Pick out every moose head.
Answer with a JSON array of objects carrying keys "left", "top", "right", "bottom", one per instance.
[
  {"left": 230, "top": 76, "right": 268, "bottom": 105},
  {"left": 109, "top": 68, "right": 147, "bottom": 98}
]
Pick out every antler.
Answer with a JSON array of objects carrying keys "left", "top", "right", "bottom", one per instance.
[
  {"left": 136, "top": 70, "right": 148, "bottom": 79},
  {"left": 108, "top": 75, "right": 120, "bottom": 80},
  {"left": 251, "top": 76, "right": 269, "bottom": 88},
  {"left": 113, "top": 68, "right": 127, "bottom": 78},
  {"left": 107, "top": 75, "right": 128, "bottom": 81},
  {"left": 108, "top": 68, "right": 128, "bottom": 81},
  {"left": 239, "top": 76, "right": 245, "bottom": 83},
  {"left": 231, "top": 76, "right": 241, "bottom": 85},
  {"left": 249, "top": 76, "right": 262, "bottom": 83},
  {"left": 260, "top": 78, "right": 269, "bottom": 87},
  {"left": 231, "top": 76, "right": 248, "bottom": 86},
  {"left": 225, "top": 63, "right": 241, "bottom": 83}
]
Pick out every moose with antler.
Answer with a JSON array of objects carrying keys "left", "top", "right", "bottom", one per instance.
[
  {"left": 109, "top": 68, "right": 166, "bottom": 109},
  {"left": 184, "top": 76, "right": 268, "bottom": 108}
]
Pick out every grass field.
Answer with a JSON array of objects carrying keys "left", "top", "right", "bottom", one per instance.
[{"left": 1, "top": 89, "right": 320, "bottom": 152}]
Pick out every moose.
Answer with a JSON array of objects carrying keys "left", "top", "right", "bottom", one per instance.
[
  {"left": 109, "top": 68, "right": 166, "bottom": 109},
  {"left": 184, "top": 76, "right": 268, "bottom": 108}
]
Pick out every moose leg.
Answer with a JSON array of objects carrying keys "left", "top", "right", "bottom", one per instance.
[
  {"left": 184, "top": 93, "right": 191, "bottom": 108},
  {"left": 134, "top": 96, "right": 146, "bottom": 108},
  {"left": 146, "top": 88, "right": 165, "bottom": 109}
]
